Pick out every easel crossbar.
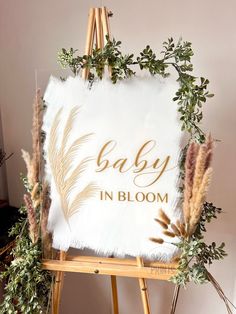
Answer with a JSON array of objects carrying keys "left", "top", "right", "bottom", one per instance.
[
  {"left": 42, "top": 256, "right": 177, "bottom": 280},
  {"left": 66, "top": 255, "right": 178, "bottom": 269}
]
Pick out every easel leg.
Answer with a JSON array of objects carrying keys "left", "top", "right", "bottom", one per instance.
[
  {"left": 95, "top": 8, "right": 103, "bottom": 49},
  {"left": 170, "top": 285, "right": 180, "bottom": 314},
  {"left": 82, "top": 8, "right": 95, "bottom": 80},
  {"left": 52, "top": 251, "right": 67, "bottom": 314},
  {"left": 101, "top": 7, "right": 112, "bottom": 76},
  {"left": 101, "top": 7, "right": 111, "bottom": 39},
  {"left": 136, "top": 257, "right": 151, "bottom": 314},
  {"left": 111, "top": 275, "right": 119, "bottom": 314}
]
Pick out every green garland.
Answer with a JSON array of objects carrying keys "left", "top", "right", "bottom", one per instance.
[
  {"left": 58, "top": 36, "right": 214, "bottom": 143},
  {"left": 0, "top": 180, "right": 52, "bottom": 314},
  {"left": 172, "top": 202, "right": 226, "bottom": 286}
]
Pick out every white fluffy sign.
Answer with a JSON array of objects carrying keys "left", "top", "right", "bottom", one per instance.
[{"left": 43, "top": 76, "right": 182, "bottom": 260}]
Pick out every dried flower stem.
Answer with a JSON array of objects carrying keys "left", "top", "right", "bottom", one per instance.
[
  {"left": 154, "top": 218, "right": 168, "bottom": 229},
  {"left": 41, "top": 182, "right": 53, "bottom": 258},
  {"left": 159, "top": 208, "right": 171, "bottom": 225},
  {"left": 32, "top": 89, "right": 43, "bottom": 183},
  {"left": 149, "top": 237, "right": 164, "bottom": 244},
  {"left": 183, "top": 142, "right": 198, "bottom": 223},
  {"left": 24, "top": 194, "right": 38, "bottom": 244},
  {"left": 179, "top": 135, "right": 214, "bottom": 236}
]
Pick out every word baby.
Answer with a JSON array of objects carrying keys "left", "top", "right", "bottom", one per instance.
[{"left": 96, "top": 139, "right": 174, "bottom": 188}]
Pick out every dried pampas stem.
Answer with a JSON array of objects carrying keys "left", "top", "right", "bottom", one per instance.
[
  {"left": 24, "top": 194, "right": 39, "bottom": 244},
  {"left": 149, "top": 237, "right": 164, "bottom": 244},
  {"left": 189, "top": 167, "right": 213, "bottom": 234},
  {"left": 170, "top": 223, "right": 181, "bottom": 236},
  {"left": 154, "top": 218, "right": 168, "bottom": 230},
  {"left": 31, "top": 182, "right": 40, "bottom": 200},
  {"left": 21, "top": 149, "right": 34, "bottom": 188},
  {"left": 163, "top": 230, "right": 176, "bottom": 238},
  {"left": 176, "top": 220, "right": 186, "bottom": 237},
  {"left": 183, "top": 142, "right": 198, "bottom": 223},
  {"left": 207, "top": 270, "right": 235, "bottom": 314},
  {"left": 191, "top": 144, "right": 208, "bottom": 205},
  {"left": 181, "top": 135, "right": 214, "bottom": 237},
  {"left": 32, "top": 89, "right": 43, "bottom": 183},
  {"left": 41, "top": 182, "right": 53, "bottom": 258},
  {"left": 22, "top": 89, "right": 43, "bottom": 188},
  {"left": 159, "top": 208, "right": 171, "bottom": 225}
]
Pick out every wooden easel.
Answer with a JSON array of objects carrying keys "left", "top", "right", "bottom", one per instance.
[{"left": 42, "top": 7, "right": 178, "bottom": 314}]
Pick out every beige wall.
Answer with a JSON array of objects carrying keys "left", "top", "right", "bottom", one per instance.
[
  {"left": 0, "top": 110, "right": 8, "bottom": 199},
  {"left": 0, "top": 0, "right": 236, "bottom": 313}
]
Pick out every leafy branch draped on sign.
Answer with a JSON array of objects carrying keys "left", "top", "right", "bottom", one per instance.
[{"left": 58, "top": 37, "right": 214, "bottom": 143}]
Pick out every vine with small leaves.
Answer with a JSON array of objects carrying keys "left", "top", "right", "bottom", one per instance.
[
  {"left": 0, "top": 179, "right": 53, "bottom": 314},
  {"left": 58, "top": 36, "right": 214, "bottom": 143},
  {"left": 0, "top": 90, "right": 54, "bottom": 314},
  {"left": 171, "top": 202, "right": 227, "bottom": 286}
]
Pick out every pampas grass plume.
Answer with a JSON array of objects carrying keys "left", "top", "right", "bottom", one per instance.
[
  {"left": 24, "top": 194, "right": 38, "bottom": 244},
  {"left": 32, "top": 89, "right": 42, "bottom": 183},
  {"left": 154, "top": 218, "right": 168, "bottom": 230},
  {"left": 159, "top": 208, "right": 171, "bottom": 225},
  {"left": 149, "top": 237, "right": 164, "bottom": 244},
  {"left": 163, "top": 230, "right": 176, "bottom": 238},
  {"left": 183, "top": 142, "right": 198, "bottom": 223}
]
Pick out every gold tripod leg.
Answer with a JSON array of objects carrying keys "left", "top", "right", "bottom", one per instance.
[
  {"left": 136, "top": 257, "right": 151, "bottom": 314},
  {"left": 111, "top": 275, "right": 119, "bottom": 314},
  {"left": 52, "top": 251, "right": 67, "bottom": 314},
  {"left": 82, "top": 8, "right": 95, "bottom": 80}
]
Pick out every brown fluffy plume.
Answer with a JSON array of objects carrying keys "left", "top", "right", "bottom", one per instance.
[
  {"left": 22, "top": 90, "right": 52, "bottom": 253},
  {"left": 183, "top": 142, "right": 198, "bottom": 223},
  {"left": 32, "top": 89, "right": 43, "bottom": 183},
  {"left": 22, "top": 89, "right": 43, "bottom": 188},
  {"left": 183, "top": 135, "right": 214, "bottom": 236},
  {"left": 41, "top": 182, "right": 53, "bottom": 258}
]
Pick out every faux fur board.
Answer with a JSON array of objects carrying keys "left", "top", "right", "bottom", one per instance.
[{"left": 43, "top": 75, "right": 183, "bottom": 260}]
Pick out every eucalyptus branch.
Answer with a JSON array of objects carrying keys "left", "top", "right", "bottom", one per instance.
[{"left": 171, "top": 202, "right": 226, "bottom": 287}]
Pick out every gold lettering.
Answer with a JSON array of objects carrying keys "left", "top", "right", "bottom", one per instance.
[
  {"left": 133, "top": 140, "right": 156, "bottom": 173},
  {"left": 118, "top": 191, "right": 126, "bottom": 201},
  {"left": 96, "top": 140, "right": 117, "bottom": 172},
  {"left": 127, "top": 192, "right": 134, "bottom": 202},
  {"left": 100, "top": 191, "right": 113, "bottom": 200},
  {"left": 157, "top": 193, "right": 168, "bottom": 203},
  {"left": 95, "top": 139, "right": 172, "bottom": 188},
  {"left": 134, "top": 156, "right": 171, "bottom": 187},
  {"left": 99, "top": 190, "right": 169, "bottom": 203},
  {"left": 113, "top": 159, "right": 129, "bottom": 172},
  {"left": 146, "top": 192, "right": 155, "bottom": 202},
  {"left": 135, "top": 192, "right": 145, "bottom": 202}
]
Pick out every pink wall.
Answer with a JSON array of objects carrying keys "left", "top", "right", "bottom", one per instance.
[
  {"left": 0, "top": 0, "right": 236, "bottom": 313},
  {"left": 0, "top": 110, "right": 8, "bottom": 199}
]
